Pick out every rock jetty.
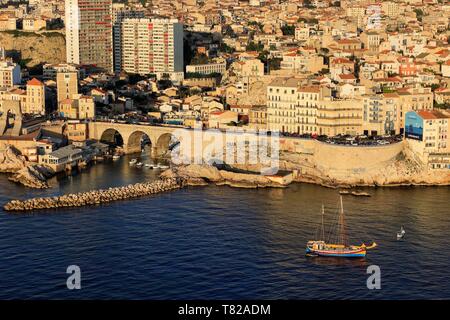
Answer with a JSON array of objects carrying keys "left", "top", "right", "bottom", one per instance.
[
  {"left": 8, "top": 164, "right": 54, "bottom": 189},
  {"left": 3, "top": 178, "right": 184, "bottom": 212}
]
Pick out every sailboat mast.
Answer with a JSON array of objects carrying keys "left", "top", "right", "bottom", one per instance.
[
  {"left": 339, "top": 196, "right": 348, "bottom": 246},
  {"left": 321, "top": 204, "right": 325, "bottom": 241}
]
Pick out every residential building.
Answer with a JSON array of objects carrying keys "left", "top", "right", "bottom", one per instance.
[
  {"left": 57, "top": 71, "right": 78, "bottom": 103},
  {"left": 120, "top": 18, "right": 184, "bottom": 75},
  {"left": 248, "top": 106, "right": 267, "bottom": 130},
  {"left": 58, "top": 95, "right": 95, "bottom": 120},
  {"left": 405, "top": 110, "right": 450, "bottom": 169},
  {"left": 65, "top": 0, "right": 113, "bottom": 72},
  {"left": 186, "top": 60, "right": 227, "bottom": 75},
  {"left": 317, "top": 98, "right": 363, "bottom": 136},
  {"left": 38, "top": 144, "right": 84, "bottom": 172},
  {"left": 25, "top": 78, "right": 45, "bottom": 115},
  {"left": 0, "top": 60, "right": 21, "bottom": 87},
  {"left": 112, "top": 4, "right": 145, "bottom": 73},
  {"left": 43, "top": 63, "right": 84, "bottom": 80}
]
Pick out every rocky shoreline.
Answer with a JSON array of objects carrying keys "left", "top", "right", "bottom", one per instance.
[
  {"left": 1, "top": 145, "right": 54, "bottom": 188},
  {"left": 3, "top": 178, "right": 183, "bottom": 212},
  {"left": 160, "top": 164, "right": 289, "bottom": 188}
]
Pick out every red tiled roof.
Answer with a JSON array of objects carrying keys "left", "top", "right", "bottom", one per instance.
[
  {"left": 27, "top": 78, "right": 43, "bottom": 86},
  {"left": 418, "top": 110, "right": 450, "bottom": 120}
]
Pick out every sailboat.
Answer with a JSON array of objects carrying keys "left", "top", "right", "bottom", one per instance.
[
  {"left": 306, "top": 197, "right": 377, "bottom": 258},
  {"left": 397, "top": 226, "right": 405, "bottom": 240}
]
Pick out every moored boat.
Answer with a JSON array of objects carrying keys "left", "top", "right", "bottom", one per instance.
[
  {"left": 129, "top": 159, "right": 137, "bottom": 165},
  {"left": 397, "top": 226, "right": 405, "bottom": 240},
  {"left": 306, "top": 197, "right": 377, "bottom": 258},
  {"left": 113, "top": 155, "right": 121, "bottom": 161}
]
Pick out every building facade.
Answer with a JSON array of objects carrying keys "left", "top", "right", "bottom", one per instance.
[
  {"left": 25, "top": 78, "right": 45, "bottom": 115},
  {"left": 57, "top": 71, "right": 78, "bottom": 103},
  {"left": 120, "top": 18, "right": 184, "bottom": 75},
  {"left": 65, "top": 0, "right": 113, "bottom": 72}
]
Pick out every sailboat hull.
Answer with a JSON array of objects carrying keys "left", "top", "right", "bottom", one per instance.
[{"left": 306, "top": 247, "right": 366, "bottom": 258}]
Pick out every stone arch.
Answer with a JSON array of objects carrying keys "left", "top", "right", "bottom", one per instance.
[
  {"left": 0, "top": 100, "right": 22, "bottom": 136},
  {"left": 154, "top": 132, "right": 179, "bottom": 158},
  {"left": 127, "top": 130, "right": 152, "bottom": 154},
  {"left": 100, "top": 128, "right": 124, "bottom": 147}
]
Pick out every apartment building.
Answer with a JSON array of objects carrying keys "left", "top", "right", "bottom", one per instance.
[
  {"left": 58, "top": 94, "right": 95, "bottom": 119},
  {"left": 65, "top": 0, "right": 113, "bottom": 72},
  {"left": 362, "top": 94, "right": 399, "bottom": 136},
  {"left": 267, "top": 77, "right": 303, "bottom": 134},
  {"left": 120, "top": 18, "right": 183, "bottom": 75},
  {"left": 56, "top": 71, "right": 78, "bottom": 103},
  {"left": 280, "top": 52, "right": 325, "bottom": 74},
  {"left": 248, "top": 106, "right": 267, "bottom": 131},
  {"left": 0, "top": 60, "right": 21, "bottom": 88},
  {"left": 22, "top": 17, "right": 46, "bottom": 31},
  {"left": 317, "top": 98, "right": 363, "bottom": 136},
  {"left": 25, "top": 78, "right": 45, "bottom": 115},
  {"left": 112, "top": 3, "right": 145, "bottom": 73},
  {"left": 405, "top": 110, "right": 450, "bottom": 169},
  {"left": 186, "top": 60, "right": 227, "bottom": 75},
  {"left": 43, "top": 63, "right": 84, "bottom": 80}
]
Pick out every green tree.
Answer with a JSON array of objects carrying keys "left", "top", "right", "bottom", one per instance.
[{"left": 281, "top": 25, "right": 295, "bottom": 36}]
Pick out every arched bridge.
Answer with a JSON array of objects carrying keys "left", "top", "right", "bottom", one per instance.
[{"left": 88, "top": 122, "right": 180, "bottom": 156}]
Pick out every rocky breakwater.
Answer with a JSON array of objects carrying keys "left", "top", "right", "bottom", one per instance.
[
  {"left": 160, "top": 164, "right": 290, "bottom": 188},
  {"left": 3, "top": 178, "right": 184, "bottom": 212}
]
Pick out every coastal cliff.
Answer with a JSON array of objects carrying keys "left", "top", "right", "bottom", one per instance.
[{"left": 0, "top": 31, "right": 66, "bottom": 67}]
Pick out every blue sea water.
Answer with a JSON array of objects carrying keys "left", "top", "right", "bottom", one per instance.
[{"left": 0, "top": 155, "right": 449, "bottom": 299}]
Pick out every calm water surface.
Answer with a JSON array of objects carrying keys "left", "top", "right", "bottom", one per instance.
[{"left": 0, "top": 154, "right": 449, "bottom": 299}]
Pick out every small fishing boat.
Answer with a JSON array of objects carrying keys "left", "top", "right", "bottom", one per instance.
[
  {"left": 136, "top": 162, "right": 143, "bottom": 168},
  {"left": 306, "top": 197, "right": 377, "bottom": 258},
  {"left": 112, "top": 155, "right": 121, "bottom": 161},
  {"left": 339, "top": 190, "right": 351, "bottom": 195},
  {"left": 145, "top": 164, "right": 153, "bottom": 169},
  {"left": 129, "top": 159, "right": 137, "bottom": 165},
  {"left": 397, "top": 226, "right": 405, "bottom": 240},
  {"left": 159, "top": 165, "right": 169, "bottom": 170}
]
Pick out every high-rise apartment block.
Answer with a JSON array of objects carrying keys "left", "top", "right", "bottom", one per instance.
[
  {"left": 120, "top": 18, "right": 184, "bottom": 76},
  {"left": 65, "top": 0, "right": 113, "bottom": 72},
  {"left": 112, "top": 3, "right": 145, "bottom": 73}
]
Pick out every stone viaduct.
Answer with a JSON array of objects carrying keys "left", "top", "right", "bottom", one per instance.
[{"left": 88, "top": 121, "right": 180, "bottom": 156}]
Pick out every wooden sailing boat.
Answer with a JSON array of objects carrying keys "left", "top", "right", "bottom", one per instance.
[{"left": 306, "top": 196, "right": 377, "bottom": 258}]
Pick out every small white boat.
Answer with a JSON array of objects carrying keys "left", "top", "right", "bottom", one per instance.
[
  {"left": 113, "top": 155, "right": 121, "bottom": 161},
  {"left": 397, "top": 226, "right": 405, "bottom": 240},
  {"left": 136, "top": 162, "right": 143, "bottom": 168},
  {"left": 145, "top": 164, "right": 153, "bottom": 169},
  {"left": 129, "top": 159, "right": 137, "bottom": 165},
  {"left": 158, "top": 165, "right": 169, "bottom": 170}
]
